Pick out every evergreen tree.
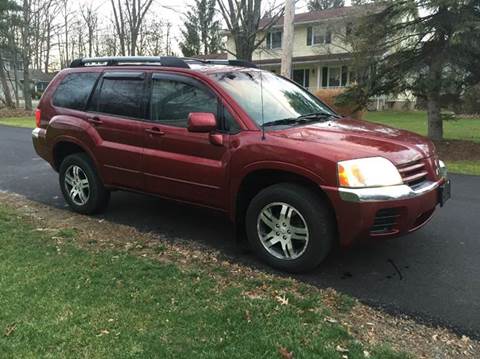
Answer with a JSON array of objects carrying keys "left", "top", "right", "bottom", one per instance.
[
  {"left": 307, "top": 0, "right": 345, "bottom": 12},
  {"left": 180, "top": 0, "right": 221, "bottom": 57},
  {"left": 340, "top": 0, "right": 480, "bottom": 141}
]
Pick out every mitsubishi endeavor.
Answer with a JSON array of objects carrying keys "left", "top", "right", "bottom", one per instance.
[{"left": 32, "top": 56, "right": 450, "bottom": 272}]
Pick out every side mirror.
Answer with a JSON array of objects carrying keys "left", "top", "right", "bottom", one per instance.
[{"left": 187, "top": 112, "right": 217, "bottom": 133}]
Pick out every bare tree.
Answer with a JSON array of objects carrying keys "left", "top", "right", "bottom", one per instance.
[
  {"left": 21, "top": 0, "right": 33, "bottom": 110},
  {"left": 217, "top": 0, "right": 284, "bottom": 61},
  {"left": 81, "top": 4, "right": 98, "bottom": 57}
]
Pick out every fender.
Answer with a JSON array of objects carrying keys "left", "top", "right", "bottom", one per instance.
[
  {"left": 228, "top": 160, "right": 327, "bottom": 220},
  {"left": 48, "top": 115, "right": 104, "bottom": 181}
]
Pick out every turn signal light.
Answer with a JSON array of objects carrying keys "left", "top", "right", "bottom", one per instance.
[{"left": 35, "top": 109, "right": 41, "bottom": 128}]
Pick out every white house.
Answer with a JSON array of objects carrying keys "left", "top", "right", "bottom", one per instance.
[{"left": 224, "top": 6, "right": 377, "bottom": 93}]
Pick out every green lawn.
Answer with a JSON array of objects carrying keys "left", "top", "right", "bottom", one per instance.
[
  {"left": 0, "top": 116, "right": 35, "bottom": 128},
  {"left": 365, "top": 111, "right": 480, "bottom": 143},
  {"left": 0, "top": 205, "right": 404, "bottom": 358}
]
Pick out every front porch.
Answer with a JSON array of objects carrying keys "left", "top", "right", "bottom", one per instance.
[{"left": 258, "top": 62, "right": 354, "bottom": 94}]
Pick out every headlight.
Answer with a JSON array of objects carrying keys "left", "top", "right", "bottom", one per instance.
[{"left": 337, "top": 157, "right": 403, "bottom": 188}]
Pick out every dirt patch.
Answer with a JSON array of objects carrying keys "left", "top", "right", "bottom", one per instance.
[
  {"left": 0, "top": 108, "right": 34, "bottom": 118},
  {"left": 434, "top": 140, "right": 480, "bottom": 161},
  {"left": 0, "top": 191, "right": 478, "bottom": 358}
]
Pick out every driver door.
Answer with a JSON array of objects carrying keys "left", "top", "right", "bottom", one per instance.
[{"left": 142, "top": 73, "right": 231, "bottom": 210}]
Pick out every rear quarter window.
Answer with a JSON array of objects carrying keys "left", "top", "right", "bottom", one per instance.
[{"left": 52, "top": 72, "right": 99, "bottom": 110}]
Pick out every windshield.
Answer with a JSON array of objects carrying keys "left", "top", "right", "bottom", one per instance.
[{"left": 209, "top": 70, "right": 336, "bottom": 127}]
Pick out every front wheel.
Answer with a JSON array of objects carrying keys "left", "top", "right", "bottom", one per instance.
[
  {"left": 246, "top": 183, "right": 335, "bottom": 273},
  {"left": 59, "top": 153, "right": 110, "bottom": 214}
]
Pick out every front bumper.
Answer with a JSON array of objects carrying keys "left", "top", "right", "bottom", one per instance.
[
  {"left": 338, "top": 180, "right": 441, "bottom": 202},
  {"left": 322, "top": 178, "right": 449, "bottom": 247}
]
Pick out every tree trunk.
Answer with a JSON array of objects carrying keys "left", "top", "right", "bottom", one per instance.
[
  {"left": 0, "top": 55, "right": 15, "bottom": 108},
  {"left": 427, "top": 95, "right": 443, "bottom": 141},
  {"left": 281, "top": 0, "right": 295, "bottom": 79},
  {"left": 23, "top": 67, "right": 32, "bottom": 111}
]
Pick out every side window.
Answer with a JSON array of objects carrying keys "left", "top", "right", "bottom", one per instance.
[
  {"left": 91, "top": 75, "right": 145, "bottom": 118},
  {"left": 150, "top": 78, "right": 218, "bottom": 128},
  {"left": 223, "top": 108, "right": 241, "bottom": 133},
  {"left": 52, "top": 72, "right": 99, "bottom": 110}
]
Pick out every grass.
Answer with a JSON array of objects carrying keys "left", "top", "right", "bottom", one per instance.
[
  {"left": 444, "top": 161, "right": 480, "bottom": 176},
  {"left": 365, "top": 111, "right": 480, "bottom": 143},
  {"left": 0, "top": 205, "right": 406, "bottom": 358},
  {"left": 0, "top": 116, "right": 35, "bottom": 128}
]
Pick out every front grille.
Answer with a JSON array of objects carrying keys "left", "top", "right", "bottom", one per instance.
[
  {"left": 397, "top": 160, "right": 428, "bottom": 188},
  {"left": 370, "top": 208, "right": 400, "bottom": 235}
]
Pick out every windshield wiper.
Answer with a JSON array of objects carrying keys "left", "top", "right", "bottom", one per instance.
[{"left": 263, "top": 112, "right": 339, "bottom": 127}]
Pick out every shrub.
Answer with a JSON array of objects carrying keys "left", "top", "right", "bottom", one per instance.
[
  {"left": 462, "top": 84, "right": 480, "bottom": 115},
  {"left": 315, "top": 88, "right": 364, "bottom": 120}
]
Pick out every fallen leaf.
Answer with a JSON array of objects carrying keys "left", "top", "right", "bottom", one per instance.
[
  {"left": 278, "top": 346, "right": 293, "bottom": 359},
  {"left": 324, "top": 317, "right": 338, "bottom": 324},
  {"left": 4, "top": 323, "right": 16, "bottom": 337},
  {"left": 245, "top": 310, "right": 251, "bottom": 323},
  {"left": 275, "top": 295, "right": 289, "bottom": 306},
  {"left": 97, "top": 329, "right": 110, "bottom": 337},
  {"left": 336, "top": 345, "right": 349, "bottom": 353},
  {"left": 363, "top": 350, "right": 371, "bottom": 358}
]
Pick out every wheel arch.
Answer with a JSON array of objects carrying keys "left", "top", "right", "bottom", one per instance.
[
  {"left": 233, "top": 167, "right": 337, "bottom": 242},
  {"left": 52, "top": 137, "right": 101, "bottom": 180}
]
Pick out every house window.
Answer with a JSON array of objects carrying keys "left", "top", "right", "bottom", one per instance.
[
  {"left": 321, "top": 66, "right": 351, "bottom": 88},
  {"left": 329, "top": 67, "right": 341, "bottom": 87},
  {"left": 266, "top": 31, "right": 282, "bottom": 49},
  {"left": 307, "top": 26, "right": 332, "bottom": 46},
  {"left": 293, "top": 69, "right": 310, "bottom": 88}
]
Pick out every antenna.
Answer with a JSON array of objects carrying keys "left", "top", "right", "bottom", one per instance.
[
  {"left": 260, "top": 70, "right": 266, "bottom": 140},
  {"left": 259, "top": 51, "right": 266, "bottom": 141}
]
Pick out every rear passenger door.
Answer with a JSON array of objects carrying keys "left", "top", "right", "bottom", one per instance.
[
  {"left": 86, "top": 71, "right": 147, "bottom": 189},
  {"left": 143, "top": 73, "right": 232, "bottom": 209}
]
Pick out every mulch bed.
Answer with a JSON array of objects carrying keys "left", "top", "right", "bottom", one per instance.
[
  {"left": 0, "top": 108, "right": 34, "bottom": 118},
  {"left": 434, "top": 140, "right": 480, "bottom": 161}
]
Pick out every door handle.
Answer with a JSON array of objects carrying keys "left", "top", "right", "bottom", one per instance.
[
  {"left": 145, "top": 127, "right": 165, "bottom": 136},
  {"left": 87, "top": 117, "right": 103, "bottom": 125}
]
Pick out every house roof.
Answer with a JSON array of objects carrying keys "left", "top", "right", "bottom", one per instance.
[
  {"left": 5, "top": 69, "right": 55, "bottom": 83},
  {"left": 254, "top": 53, "right": 352, "bottom": 66},
  {"left": 259, "top": 5, "right": 383, "bottom": 28}
]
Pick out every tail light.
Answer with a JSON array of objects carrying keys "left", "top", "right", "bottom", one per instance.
[{"left": 35, "top": 109, "right": 41, "bottom": 128}]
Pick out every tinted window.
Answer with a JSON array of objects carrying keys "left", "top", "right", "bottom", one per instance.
[
  {"left": 223, "top": 108, "right": 241, "bottom": 133},
  {"left": 53, "top": 72, "right": 99, "bottom": 110},
  {"left": 151, "top": 78, "right": 217, "bottom": 128},
  {"left": 93, "top": 77, "right": 145, "bottom": 118}
]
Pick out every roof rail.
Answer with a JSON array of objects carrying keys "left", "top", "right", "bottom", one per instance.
[
  {"left": 69, "top": 56, "right": 190, "bottom": 69},
  {"left": 69, "top": 56, "right": 258, "bottom": 69},
  {"left": 184, "top": 58, "right": 257, "bottom": 68}
]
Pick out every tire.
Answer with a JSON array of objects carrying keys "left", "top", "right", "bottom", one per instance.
[
  {"left": 246, "top": 183, "right": 335, "bottom": 273},
  {"left": 59, "top": 153, "right": 110, "bottom": 215}
]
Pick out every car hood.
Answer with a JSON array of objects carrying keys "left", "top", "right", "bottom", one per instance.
[{"left": 269, "top": 118, "right": 435, "bottom": 165}]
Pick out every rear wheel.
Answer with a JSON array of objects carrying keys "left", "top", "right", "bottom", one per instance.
[
  {"left": 246, "top": 183, "right": 335, "bottom": 273},
  {"left": 59, "top": 153, "right": 110, "bottom": 214}
]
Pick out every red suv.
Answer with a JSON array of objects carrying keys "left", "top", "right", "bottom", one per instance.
[{"left": 32, "top": 56, "right": 450, "bottom": 272}]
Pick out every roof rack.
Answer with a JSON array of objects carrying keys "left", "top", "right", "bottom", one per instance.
[
  {"left": 69, "top": 56, "right": 257, "bottom": 69},
  {"left": 70, "top": 56, "right": 190, "bottom": 69},
  {"left": 183, "top": 58, "right": 258, "bottom": 68}
]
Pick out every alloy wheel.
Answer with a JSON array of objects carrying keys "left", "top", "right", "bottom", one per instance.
[
  {"left": 257, "top": 202, "right": 310, "bottom": 260},
  {"left": 64, "top": 165, "right": 90, "bottom": 206}
]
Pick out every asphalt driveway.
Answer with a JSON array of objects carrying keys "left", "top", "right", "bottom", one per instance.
[{"left": 1, "top": 125, "right": 479, "bottom": 338}]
